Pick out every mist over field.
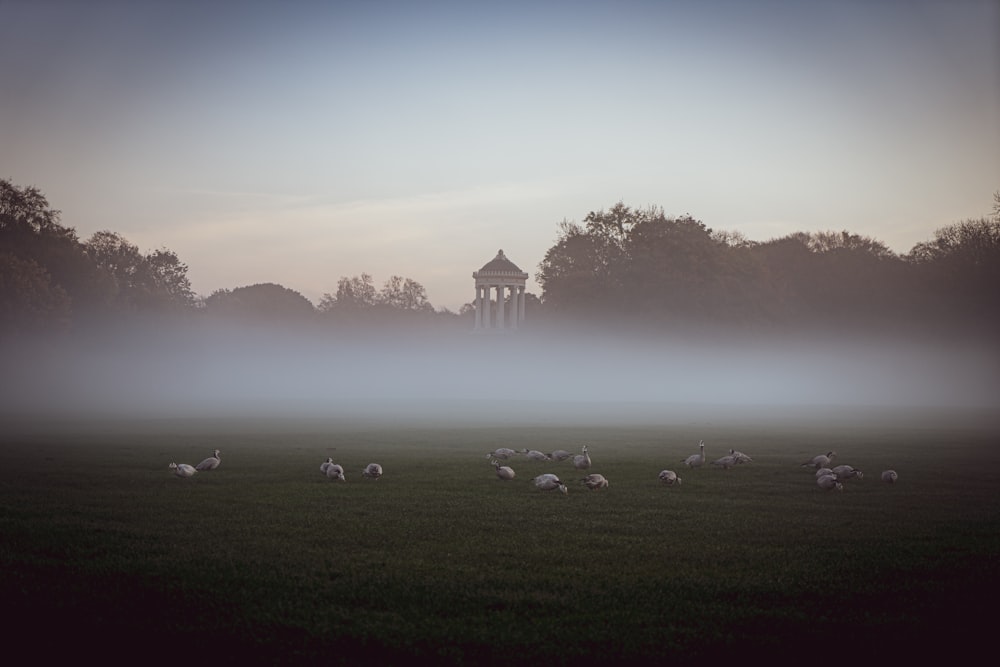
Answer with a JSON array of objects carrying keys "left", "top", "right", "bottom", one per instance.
[{"left": 3, "top": 323, "right": 997, "bottom": 425}]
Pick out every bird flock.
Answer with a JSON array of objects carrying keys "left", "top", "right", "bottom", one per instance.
[
  {"left": 168, "top": 442, "right": 899, "bottom": 496},
  {"left": 478, "top": 441, "right": 896, "bottom": 495}
]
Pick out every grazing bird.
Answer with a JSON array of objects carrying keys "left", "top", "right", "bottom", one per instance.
[
  {"left": 711, "top": 453, "right": 738, "bottom": 469},
  {"left": 881, "top": 470, "right": 898, "bottom": 484},
  {"left": 658, "top": 470, "right": 682, "bottom": 486},
  {"left": 326, "top": 463, "right": 345, "bottom": 481},
  {"left": 549, "top": 449, "right": 572, "bottom": 462},
  {"left": 801, "top": 451, "right": 836, "bottom": 469},
  {"left": 730, "top": 449, "right": 753, "bottom": 464},
  {"left": 195, "top": 449, "right": 221, "bottom": 471},
  {"left": 533, "top": 473, "right": 568, "bottom": 494},
  {"left": 362, "top": 463, "right": 382, "bottom": 480},
  {"left": 524, "top": 449, "right": 552, "bottom": 461},
  {"left": 490, "top": 458, "right": 516, "bottom": 481},
  {"left": 486, "top": 448, "right": 518, "bottom": 460},
  {"left": 815, "top": 467, "right": 835, "bottom": 479},
  {"left": 816, "top": 474, "right": 843, "bottom": 491},
  {"left": 831, "top": 465, "right": 863, "bottom": 481},
  {"left": 320, "top": 457, "right": 334, "bottom": 475},
  {"left": 169, "top": 462, "right": 196, "bottom": 478},
  {"left": 572, "top": 445, "right": 591, "bottom": 470},
  {"left": 581, "top": 473, "right": 608, "bottom": 490},
  {"left": 683, "top": 440, "right": 705, "bottom": 468}
]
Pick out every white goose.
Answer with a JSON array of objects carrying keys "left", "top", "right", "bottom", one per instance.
[
  {"left": 195, "top": 449, "right": 221, "bottom": 471},
  {"left": 549, "top": 450, "right": 572, "bottom": 462},
  {"left": 169, "top": 462, "right": 196, "bottom": 478},
  {"left": 572, "top": 445, "right": 591, "bottom": 471},
  {"left": 326, "top": 463, "right": 345, "bottom": 481},
  {"left": 320, "top": 457, "right": 334, "bottom": 475},
  {"left": 362, "top": 463, "right": 383, "bottom": 480},
  {"left": 683, "top": 441, "right": 705, "bottom": 468},
  {"left": 881, "top": 470, "right": 898, "bottom": 484},
  {"left": 490, "top": 458, "right": 515, "bottom": 481},
  {"left": 581, "top": 473, "right": 608, "bottom": 490},
  {"left": 524, "top": 449, "right": 552, "bottom": 462},
  {"left": 711, "top": 453, "right": 738, "bottom": 469},
  {"left": 831, "top": 464, "right": 863, "bottom": 481},
  {"left": 816, "top": 474, "right": 843, "bottom": 491},
  {"left": 802, "top": 451, "right": 836, "bottom": 469},
  {"left": 730, "top": 449, "right": 753, "bottom": 464},
  {"left": 658, "top": 469, "right": 681, "bottom": 486},
  {"left": 486, "top": 448, "right": 518, "bottom": 461},
  {"left": 533, "top": 473, "right": 568, "bottom": 494}
]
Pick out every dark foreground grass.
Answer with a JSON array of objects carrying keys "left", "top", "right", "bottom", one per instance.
[{"left": 1, "top": 408, "right": 998, "bottom": 665}]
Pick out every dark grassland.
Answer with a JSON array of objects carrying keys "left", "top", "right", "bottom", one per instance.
[{"left": 1, "top": 407, "right": 998, "bottom": 665}]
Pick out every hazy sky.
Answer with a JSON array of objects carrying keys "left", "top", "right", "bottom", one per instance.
[{"left": 2, "top": 0, "right": 998, "bottom": 311}]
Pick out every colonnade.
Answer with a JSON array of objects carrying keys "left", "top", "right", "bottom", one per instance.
[
  {"left": 473, "top": 249, "right": 528, "bottom": 332},
  {"left": 474, "top": 284, "right": 525, "bottom": 330}
]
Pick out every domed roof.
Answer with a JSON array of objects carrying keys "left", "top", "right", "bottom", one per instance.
[{"left": 476, "top": 249, "right": 528, "bottom": 277}]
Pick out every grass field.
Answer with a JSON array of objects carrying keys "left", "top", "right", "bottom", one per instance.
[{"left": 1, "top": 405, "right": 998, "bottom": 665}]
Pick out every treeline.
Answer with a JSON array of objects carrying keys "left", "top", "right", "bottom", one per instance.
[
  {"left": 537, "top": 200, "right": 1000, "bottom": 336},
  {"left": 0, "top": 178, "right": 464, "bottom": 335},
  {"left": 3, "top": 178, "right": 999, "bottom": 338}
]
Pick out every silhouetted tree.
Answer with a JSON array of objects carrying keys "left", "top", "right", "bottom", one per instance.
[
  {"left": 0, "top": 252, "right": 71, "bottom": 333},
  {"left": 0, "top": 179, "right": 73, "bottom": 239},
  {"left": 319, "top": 274, "right": 378, "bottom": 312},
  {"left": 84, "top": 231, "right": 195, "bottom": 311},
  {"left": 538, "top": 203, "right": 778, "bottom": 327},
  {"left": 379, "top": 275, "right": 432, "bottom": 312},
  {"left": 0, "top": 179, "right": 113, "bottom": 320},
  {"left": 203, "top": 283, "right": 315, "bottom": 322},
  {"left": 754, "top": 230, "right": 909, "bottom": 329},
  {"left": 318, "top": 273, "right": 442, "bottom": 332},
  {"left": 907, "top": 214, "right": 1000, "bottom": 330}
]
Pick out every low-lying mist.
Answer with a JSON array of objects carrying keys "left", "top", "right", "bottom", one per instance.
[{"left": 2, "top": 322, "right": 997, "bottom": 426}]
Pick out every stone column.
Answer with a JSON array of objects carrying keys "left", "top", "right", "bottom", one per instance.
[
  {"left": 518, "top": 286, "right": 525, "bottom": 324},
  {"left": 474, "top": 286, "right": 482, "bottom": 329},
  {"left": 496, "top": 285, "right": 505, "bottom": 329},
  {"left": 482, "top": 285, "right": 490, "bottom": 329},
  {"left": 509, "top": 287, "right": 519, "bottom": 329}
]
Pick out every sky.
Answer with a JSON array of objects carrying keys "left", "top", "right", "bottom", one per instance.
[{"left": 2, "top": 0, "right": 998, "bottom": 312}]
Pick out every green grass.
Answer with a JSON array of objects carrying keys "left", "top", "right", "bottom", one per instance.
[{"left": 1, "top": 410, "right": 998, "bottom": 664}]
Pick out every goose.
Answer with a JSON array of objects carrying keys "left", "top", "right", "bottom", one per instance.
[
  {"left": 549, "top": 449, "right": 572, "bottom": 462},
  {"left": 711, "top": 453, "right": 738, "bottom": 469},
  {"left": 881, "top": 470, "right": 898, "bottom": 484},
  {"left": 682, "top": 441, "right": 705, "bottom": 468},
  {"left": 572, "top": 445, "right": 591, "bottom": 470},
  {"left": 326, "top": 463, "right": 345, "bottom": 481},
  {"left": 658, "top": 470, "right": 681, "bottom": 486},
  {"left": 581, "top": 473, "right": 608, "bottom": 490},
  {"left": 490, "top": 458, "right": 515, "bottom": 481},
  {"left": 801, "top": 451, "right": 836, "bottom": 469},
  {"left": 730, "top": 449, "right": 753, "bottom": 464},
  {"left": 169, "top": 462, "right": 196, "bottom": 478},
  {"left": 815, "top": 467, "right": 835, "bottom": 479},
  {"left": 831, "top": 465, "right": 863, "bottom": 481},
  {"left": 362, "top": 463, "right": 383, "bottom": 480},
  {"left": 816, "top": 474, "right": 843, "bottom": 491},
  {"left": 533, "top": 473, "right": 568, "bottom": 494},
  {"left": 195, "top": 449, "right": 221, "bottom": 471},
  {"left": 524, "top": 449, "right": 552, "bottom": 461},
  {"left": 320, "top": 457, "right": 334, "bottom": 474},
  {"left": 486, "top": 448, "right": 518, "bottom": 460}
]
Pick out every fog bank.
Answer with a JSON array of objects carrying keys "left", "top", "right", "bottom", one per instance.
[{"left": 2, "top": 323, "right": 997, "bottom": 426}]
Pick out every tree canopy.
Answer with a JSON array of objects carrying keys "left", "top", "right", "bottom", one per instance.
[
  {"left": 537, "top": 197, "right": 998, "bottom": 335},
  {"left": 204, "top": 283, "right": 316, "bottom": 322}
]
